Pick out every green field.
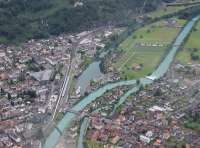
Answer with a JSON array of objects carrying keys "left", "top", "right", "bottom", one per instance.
[
  {"left": 148, "top": 6, "right": 185, "bottom": 19},
  {"left": 184, "top": 120, "right": 200, "bottom": 132},
  {"left": 166, "top": 137, "right": 186, "bottom": 148},
  {"left": 176, "top": 21, "right": 200, "bottom": 64},
  {"left": 113, "top": 18, "right": 186, "bottom": 79},
  {"left": 84, "top": 140, "right": 104, "bottom": 148},
  {"left": 148, "top": 1, "right": 200, "bottom": 19}
]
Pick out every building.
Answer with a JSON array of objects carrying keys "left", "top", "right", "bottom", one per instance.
[
  {"left": 29, "top": 70, "right": 53, "bottom": 82},
  {"left": 140, "top": 135, "right": 151, "bottom": 144}
]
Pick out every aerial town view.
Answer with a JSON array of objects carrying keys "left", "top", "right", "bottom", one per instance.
[{"left": 0, "top": 0, "right": 200, "bottom": 148}]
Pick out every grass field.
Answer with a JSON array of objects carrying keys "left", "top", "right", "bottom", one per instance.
[
  {"left": 113, "top": 18, "right": 186, "bottom": 79},
  {"left": 148, "top": 1, "right": 200, "bottom": 19},
  {"left": 184, "top": 120, "right": 200, "bottom": 132},
  {"left": 176, "top": 21, "right": 200, "bottom": 64},
  {"left": 148, "top": 6, "right": 185, "bottom": 19},
  {"left": 84, "top": 140, "right": 104, "bottom": 148}
]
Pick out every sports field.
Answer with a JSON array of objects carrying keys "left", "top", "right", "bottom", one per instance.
[{"left": 113, "top": 18, "right": 186, "bottom": 79}]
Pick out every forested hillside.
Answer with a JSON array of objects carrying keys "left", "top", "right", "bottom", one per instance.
[{"left": 0, "top": 0, "right": 162, "bottom": 44}]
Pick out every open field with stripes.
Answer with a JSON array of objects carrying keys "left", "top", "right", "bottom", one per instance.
[{"left": 112, "top": 18, "right": 186, "bottom": 79}]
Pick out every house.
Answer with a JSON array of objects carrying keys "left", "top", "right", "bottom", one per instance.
[
  {"left": 45, "top": 58, "right": 57, "bottom": 66},
  {"left": 9, "top": 133, "right": 21, "bottom": 143},
  {"left": 104, "top": 31, "right": 112, "bottom": 37},
  {"left": 31, "top": 140, "right": 42, "bottom": 148},
  {"left": 140, "top": 135, "right": 151, "bottom": 144},
  {"left": 70, "top": 133, "right": 77, "bottom": 138},
  {"left": 149, "top": 106, "right": 166, "bottom": 112},
  {"left": 38, "top": 107, "right": 46, "bottom": 114},
  {"left": 74, "top": 2, "right": 83, "bottom": 7},
  {"left": 146, "top": 76, "right": 157, "bottom": 81},
  {"left": 185, "top": 144, "right": 190, "bottom": 148},
  {"left": 36, "top": 88, "right": 49, "bottom": 96},
  {"left": 0, "top": 73, "right": 9, "bottom": 80},
  {"left": 0, "top": 134, "right": 9, "bottom": 142},
  {"left": 29, "top": 70, "right": 53, "bottom": 82},
  {"left": 0, "top": 51, "right": 6, "bottom": 57},
  {"left": 146, "top": 131, "right": 153, "bottom": 138},
  {"left": 89, "top": 130, "right": 100, "bottom": 141},
  {"left": 111, "top": 136, "right": 120, "bottom": 144},
  {"left": 19, "top": 57, "right": 32, "bottom": 64}
]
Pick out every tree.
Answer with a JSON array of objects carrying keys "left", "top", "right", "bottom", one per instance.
[
  {"left": 154, "top": 88, "right": 162, "bottom": 96},
  {"left": 146, "top": 29, "right": 151, "bottom": 33},
  {"left": 132, "top": 35, "right": 137, "bottom": 39},
  {"left": 193, "top": 28, "right": 198, "bottom": 32},
  {"left": 7, "top": 93, "right": 12, "bottom": 100},
  {"left": 191, "top": 53, "right": 199, "bottom": 61},
  {"left": 25, "top": 90, "right": 37, "bottom": 98},
  {"left": 139, "top": 85, "right": 144, "bottom": 91},
  {"left": 35, "top": 128, "right": 44, "bottom": 140},
  {"left": 136, "top": 79, "right": 140, "bottom": 85},
  {"left": 193, "top": 48, "right": 198, "bottom": 52},
  {"left": 18, "top": 71, "right": 26, "bottom": 82},
  {"left": 0, "top": 88, "right": 4, "bottom": 96},
  {"left": 11, "top": 101, "right": 15, "bottom": 106}
]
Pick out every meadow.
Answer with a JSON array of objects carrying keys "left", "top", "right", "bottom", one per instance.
[
  {"left": 148, "top": 6, "right": 185, "bottom": 19},
  {"left": 113, "top": 18, "right": 186, "bottom": 79},
  {"left": 148, "top": 0, "right": 200, "bottom": 19}
]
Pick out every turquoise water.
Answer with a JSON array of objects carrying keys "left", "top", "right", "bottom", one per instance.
[
  {"left": 76, "top": 61, "right": 103, "bottom": 96},
  {"left": 43, "top": 15, "right": 200, "bottom": 148},
  {"left": 77, "top": 118, "right": 90, "bottom": 148}
]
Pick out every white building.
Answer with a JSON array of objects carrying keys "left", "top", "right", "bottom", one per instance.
[
  {"left": 140, "top": 135, "right": 151, "bottom": 143},
  {"left": 149, "top": 105, "right": 166, "bottom": 112}
]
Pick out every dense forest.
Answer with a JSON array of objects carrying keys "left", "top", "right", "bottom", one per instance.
[{"left": 0, "top": 0, "right": 162, "bottom": 44}]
